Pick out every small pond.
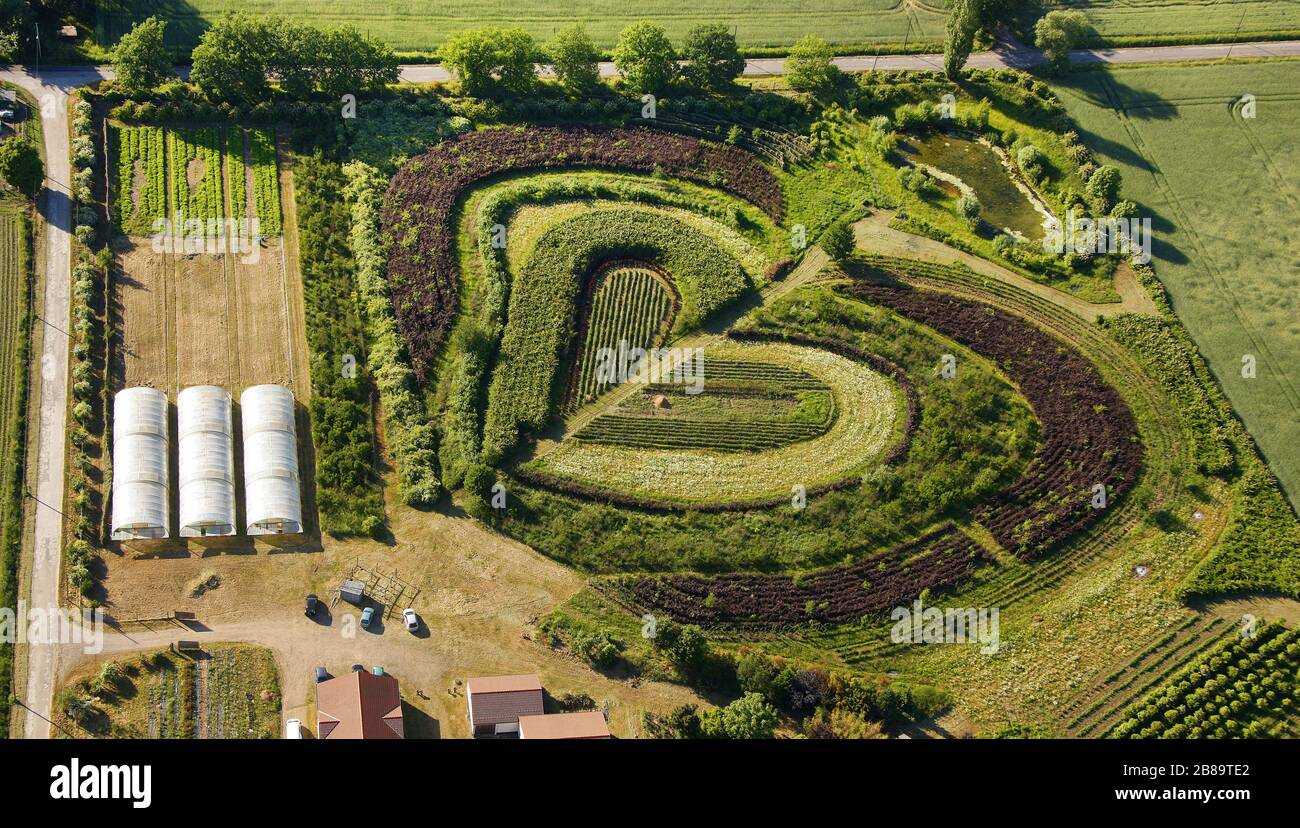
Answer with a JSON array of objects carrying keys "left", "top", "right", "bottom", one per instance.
[{"left": 899, "top": 130, "right": 1048, "bottom": 241}]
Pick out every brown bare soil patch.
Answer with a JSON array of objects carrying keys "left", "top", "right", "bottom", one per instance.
[
  {"left": 173, "top": 253, "right": 231, "bottom": 389},
  {"left": 186, "top": 157, "right": 205, "bottom": 191},
  {"left": 116, "top": 238, "right": 170, "bottom": 389},
  {"left": 131, "top": 159, "right": 145, "bottom": 212},
  {"left": 233, "top": 241, "right": 292, "bottom": 388}
]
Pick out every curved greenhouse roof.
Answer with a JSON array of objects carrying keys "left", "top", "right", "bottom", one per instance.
[
  {"left": 111, "top": 387, "right": 170, "bottom": 540},
  {"left": 241, "top": 384, "right": 303, "bottom": 535},
  {"left": 178, "top": 385, "right": 236, "bottom": 537}
]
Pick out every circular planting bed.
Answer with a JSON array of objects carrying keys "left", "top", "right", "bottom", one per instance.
[{"left": 528, "top": 341, "right": 904, "bottom": 506}]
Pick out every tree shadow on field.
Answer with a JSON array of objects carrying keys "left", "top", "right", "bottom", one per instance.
[{"left": 91, "top": 1, "right": 210, "bottom": 54}]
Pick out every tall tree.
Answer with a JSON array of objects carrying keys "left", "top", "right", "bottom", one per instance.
[
  {"left": 442, "top": 26, "right": 539, "bottom": 96},
  {"left": 612, "top": 21, "right": 676, "bottom": 94},
  {"left": 943, "top": 0, "right": 983, "bottom": 79},
  {"left": 1035, "top": 10, "right": 1090, "bottom": 73},
  {"left": 547, "top": 24, "right": 601, "bottom": 93},
  {"left": 189, "top": 13, "right": 275, "bottom": 102},
  {"left": 0, "top": 136, "right": 42, "bottom": 198},
  {"left": 112, "top": 16, "right": 173, "bottom": 95},
  {"left": 680, "top": 24, "right": 745, "bottom": 91},
  {"left": 785, "top": 34, "right": 838, "bottom": 95}
]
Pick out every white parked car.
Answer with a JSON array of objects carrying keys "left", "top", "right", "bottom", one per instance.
[
  {"left": 284, "top": 718, "right": 302, "bottom": 739},
  {"left": 403, "top": 608, "right": 419, "bottom": 632}
]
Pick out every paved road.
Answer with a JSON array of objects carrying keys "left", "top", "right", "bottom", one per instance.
[
  {"left": 396, "top": 38, "right": 1300, "bottom": 83},
  {"left": 0, "top": 67, "right": 76, "bottom": 739},
  {"left": 19, "top": 39, "right": 1300, "bottom": 88}
]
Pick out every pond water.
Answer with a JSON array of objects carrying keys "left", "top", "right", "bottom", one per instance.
[{"left": 899, "top": 130, "right": 1048, "bottom": 241}]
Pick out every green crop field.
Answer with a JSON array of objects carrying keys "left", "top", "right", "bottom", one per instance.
[
  {"left": 110, "top": 124, "right": 167, "bottom": 235},
  {"left": 91, "top": 0, "right": 948, "bottom": 54},
  {"left": 570, "top": 265, "right": 676, "bottom": 407},
  {"left": 1053, "top": 60, "right": 1300, "bottom": 508},
  {"left": 167, "top": 127, "right": 225, "bottom": 229},
  {"left": 87, "top": 0, "right": 1300, "bottom": 56},
  {"left": 1053, "top": 0, "right": 1300, "bottom": 45}
]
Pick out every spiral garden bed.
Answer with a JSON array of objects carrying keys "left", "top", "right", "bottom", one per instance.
[{"left": 381, "top": 126, "right": 785, "bottom": 376}]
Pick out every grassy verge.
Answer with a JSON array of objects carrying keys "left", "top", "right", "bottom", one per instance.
[{"left": 0, "top": 202, "right": 34, "bottom": 738}]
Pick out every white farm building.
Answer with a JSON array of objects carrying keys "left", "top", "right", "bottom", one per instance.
[
  {"left": 177, "top": 385, "right": 237, "bottom": 537},
  {"left": 110, "top": 387, "right": 170, "bottom": 540},
  {"left": 241, "top": 384, "right": 303, "bottom": 535}
]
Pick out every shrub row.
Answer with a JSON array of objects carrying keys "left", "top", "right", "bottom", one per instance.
[
  {"left": 296, "top": 155, "right": 386, "bottom": 536},
  {"left": 0, "top": 209, "right": 34, "bottom": 737},
  {"left": 613, "top": 524, "right": 985, "bottom": 625},
  {"left": 381, "top": 126, "right": 784, "bottom": 377},
  {"left": 838, "top": 277, "right": 1142, "bottom": 560},
  {"left": 1110, "top": 622, "right": 1299, "bottom": 739},
  {"left": 341, "top": 162, "right": 441, "bottom": 507}
]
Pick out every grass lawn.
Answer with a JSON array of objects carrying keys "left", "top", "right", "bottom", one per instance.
[{"left": 1053, "top": 59, "right": 1300, "bottom": 509}]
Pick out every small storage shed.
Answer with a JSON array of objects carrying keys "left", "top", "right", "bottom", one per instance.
[
  {"left": 340, "top": 579, "right": 365, "bottom": 604},
  {"left": 240, "top": 384, "right": 303, "bottom": 535},
  {"left": 466, "top": 674, "right": 545, "bottom": 737},
  {"left": 519, "top": 710, "right": 612, "bottom": 740},
  {"left": 177, "top": 385, "right": 236, "bottom": 537},
  {"left": 110, "top": 387, "right": 170, "bottom": 540}
]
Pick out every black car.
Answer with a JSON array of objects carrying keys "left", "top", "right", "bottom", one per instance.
[
  {"left": 305, "top": 594, "right": 319, "bottom": 617},
  {"left": 315, "top": 666, "right": 328, "bottom": 683}
]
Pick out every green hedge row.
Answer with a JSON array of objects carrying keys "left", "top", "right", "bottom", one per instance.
[
  {"left": 0, "top": 211, "right": 33, "bottom": 738},
  {"left": 341, "top": 162, "right": 440, "bottom": 507},
  {"left": 296, "top": 155, "right": 386, "bottom": 536}
]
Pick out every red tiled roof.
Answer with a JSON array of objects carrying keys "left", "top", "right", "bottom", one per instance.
[
  {"left": 466, "top": 675, "right": 544, "bottom": 728},
  {"left": 519, "top": 711, "right": 611, "bottom": 740},
  {"left": 316, "top": 671, "right": 403, "bottom": 739}
]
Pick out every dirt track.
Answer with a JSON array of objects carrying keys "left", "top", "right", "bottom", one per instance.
[{"left": 851, "top": 211, "right": 1159, "bottom": 319}]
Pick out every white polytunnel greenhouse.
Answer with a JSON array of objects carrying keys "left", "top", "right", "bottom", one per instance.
[
  {"left": 110, "top": 387, "right": 170, "bottom": 540},
  {"left": 177, "top": 385, "right": 237, "bottom": 537},
  {"left": 241, "top": 384, "right": 303, "bottom": 535}
]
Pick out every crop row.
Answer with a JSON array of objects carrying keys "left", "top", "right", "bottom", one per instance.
[
  {"left": 167, "top": 128, "right": 224, "bottom": 231},
  {"left": 380, "top": 126, "right": 784, "bottom": 377},
  {"left": 695, "top": 359, "right": 831, "bottom": 390},
  {"left": 612, "top": 525, "right": 986, "bottom": 625},
  {"left": 726, "top": 329, "right": 920, "bottom": 466},
  {"left": 574, "top": 414, "right": 828, "bottom": 452},
  {"left": 225, "top": 127, "right": 248, "bottom": 228},
  {"left": 111, "top": 124, "right": 166, "bottom": 235},
  {"left": 480, "top": 208, "right": 749, "bottom": 463},
  {"left": 570, "top": 264, "right": 676, "bottom": 407},
  {"left": 1110, "top": 623, "right": 1299, "bottom": 739},
  {"left": 838, "top": 279, "right": 1142, "bottom": 560},
  {"left": 248, "top": 128, "right": 282, "bottom": 236}
]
